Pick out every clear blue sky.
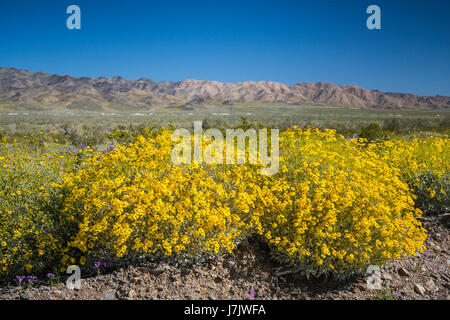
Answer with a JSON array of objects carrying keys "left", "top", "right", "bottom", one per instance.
[{"left": 0, "top": 0, "right": 449, "bottom": 96}]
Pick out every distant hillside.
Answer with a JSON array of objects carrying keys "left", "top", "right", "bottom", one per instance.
[{"left": 0, "top": 67, "right": 449, "bottom": 111}]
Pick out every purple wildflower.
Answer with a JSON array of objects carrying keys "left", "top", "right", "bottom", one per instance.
[
  {"left": 103, "top": 262, "right": 110, "bottom": 268},
  {"left": 16, "top": 276, "right": 25, "bottom": 285},
  {"left": 395, "top": 289, "right": 402, "bottom": 298},
  {"left": 249, "top": 289, "right": 255, "bottom": 300},
  {"left": 101, "top": 146, "right": 116, "bottom": 155},
  {"left": 93, "top": 261, "right": 101, "bottom": 269},
  {"left": 46, "top": 273, "right": 55, "bottom": 278},
  {"left": 26, "top": 275, "right": 37, "bottom": 283}
]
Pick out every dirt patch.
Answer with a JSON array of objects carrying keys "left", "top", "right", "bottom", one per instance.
[{"left": 1, "top": 218, "right": 449, "bottom": 300}]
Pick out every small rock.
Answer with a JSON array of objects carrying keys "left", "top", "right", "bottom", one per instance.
[
  {"left": 358, "top": 283, "right": 368, "bottom": 291},
  {"left": 149, "top": 266, "right": 168, "bottom": 276},
  {"left": 102, "top": 292, "right": 116, "bottom": 300},
  {"left": 438, "top": 213, "right": 450, "bottom": 227},
  {"left": 181, "top": 268, "right": 191, "bottom": 276},
  {"left": 414, "top": 284, "right": 426, "bottom": 296},
  {"left": 381, "top": 273, "right": 393, "bottom": 281},
  {"left": 127, "top": 289, "right": 136, "bottom": 298},
  {"left": 228, "top": 261, "right": 235, "bottom": 267},
  {"left": 19, "top": 291, "right": 30, "bottom": 300},
  {"left": 398, "top": 267, "right": 410, "bottom": 277},
  {"left": 425, "top": 279, "right": 438, "bottom": 293},
  {"left": 429, "top": 242, "right": 440, "bottom": 251}
]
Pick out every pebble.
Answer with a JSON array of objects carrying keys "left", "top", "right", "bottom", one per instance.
[
  {"left": 127, "top": 289, "right": 136, "bottom": 298},
  {"left": 425, "top": 279, "right": 438, "bottom": 293},
  {"left": 358, "top": 283, "right": 368, "bottom": 291},
  {"left": 181, "top": 268, "right": 191, "bottom": 276},
  {"left": 381, "top": 273, "right": 393, "bottom": 281},
  {"left": 149, "top": 266, "right": 168, "bottom": 276},
  {"left": 102, "top": 292, "right": 116, "bottom": 300},
  {"left": 414, "top": 284, "right": 426, "bottom": 296},
  {"left": 429, "top": 242, "right": 440, "bottom": 251},
  {"left": 19, "top": 291, "right": 30, "bottom": 300},
  {"left": 398, "top": 267, "right": 410, "bottom": 277}
]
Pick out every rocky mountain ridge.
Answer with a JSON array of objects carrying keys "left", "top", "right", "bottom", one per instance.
[{"left": 1, "top": 67, "right": 448, "bottom": 110}]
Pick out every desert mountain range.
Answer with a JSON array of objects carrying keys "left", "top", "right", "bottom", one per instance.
[{"left": 0, "top": 67, "right": 449, "bottom": 111}]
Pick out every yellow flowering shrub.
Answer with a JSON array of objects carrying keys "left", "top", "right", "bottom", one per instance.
[
  {"left": 0, "top": 127, "right": 437, "bottom": 280},
  {"left": 370, "top": 135, "right": 450, "bottom": 214},
  {"left": 0, "top": 134, "right": 75, "bottom": 275},
  {"left": 250, "top": 128, "right": 427, "bottom": 278},
  {"left": 60, "top": 130, "right": 249, "bottom": 266}
]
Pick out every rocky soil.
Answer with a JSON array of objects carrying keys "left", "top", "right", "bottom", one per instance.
[{"left": 0, "top": 217, "right": 448, "bottom": 300}]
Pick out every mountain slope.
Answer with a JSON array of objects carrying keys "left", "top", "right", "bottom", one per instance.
[{"left": 0, "top": 67, "right": 448, "bottom": 110}]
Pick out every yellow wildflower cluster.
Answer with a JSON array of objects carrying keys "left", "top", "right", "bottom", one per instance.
[
  {"left": 1, "top": 127, "right": 441, "bottom": 278},
  {"left": 369, "top": 134, "right": 449, "bottom": 213},
  {"left": 0, "top": 134, "right": 75, "bottom": 275},
  {"left": 61, "top": 131, "right": 249, "bottom": 266},
  {"left": 251, "top": 128, "right": 428, "bottom": 277}
]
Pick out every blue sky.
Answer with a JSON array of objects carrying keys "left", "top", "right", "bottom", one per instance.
[{"left": 0, "top": 0, "right": 449, "bottom": 96}]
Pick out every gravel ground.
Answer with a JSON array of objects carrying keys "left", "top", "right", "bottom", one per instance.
[{"left": 1, "top": 216, "right": 449, "bottom": 300}]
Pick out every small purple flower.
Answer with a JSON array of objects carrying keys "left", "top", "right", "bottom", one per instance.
[
  {"left": 103, "top": 262, "right": 110, "bottom": 268},
  {"left": 432, "top": 267, "right": 437, "bottom": 272},
  {"left": 93, "top": 261, "right": 101, "bottom": 269},
  {"left": 101, "top": 146, "right": 116, "bottom": 155},
  {"left": 46, "top": 273, "right": 55, "bottom": 278},
  {"left": 395, "top": 289, "right": 402, "bottom": 298},
  {"left": 249, "top": 289, "right": 255, "bottom": 300},
  {"left": 26, "top": 275, "right": 37, "bottom": 283},
  {"left": 425, "top": 249, "right": 430, "bottom": 258},
  {"left": 16, "top": 276, "right": 25, "bottom": 285}
]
